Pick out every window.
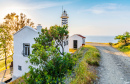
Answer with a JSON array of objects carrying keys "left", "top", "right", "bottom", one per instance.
[
  {"left": 64, "top": 41, "right": 66, "bottom": 46},
  {"left": 66, "top": 41, "right": 68, "bottom": 45},
  {"left": 64, "top": 41, "right": 68, "bottom": 46},
  {"left": 18, "top": 65, "right": 22, "bottom": 71},
  {"left": 23, "top": 43, "right": 30, "bottom": 56},
  {"left": 62, "top": 18, "right": 67, "bottom": 19},
  {"left": 62, "top": 20, "right": 67, "bottom": 21}
]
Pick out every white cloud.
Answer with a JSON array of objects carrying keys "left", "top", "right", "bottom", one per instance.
[
  {"left": 22, "top": 1, "right": 71, "bottom": 10},
  {"left": 27, "top": 1, "right": 71, "bottom": 10},
  {"left": 0, "top": 1, "right": 71, "bottom": 10},
  {"left": 86, "top": 9, "right": 104, "bottom": 14},
  {"left": 80, "top": 3, "right": 118, "bottom": 14}
]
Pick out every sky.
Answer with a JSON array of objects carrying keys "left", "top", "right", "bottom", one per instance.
[{"left": 0, "top": 0, "right": 130, "bottom": 36}]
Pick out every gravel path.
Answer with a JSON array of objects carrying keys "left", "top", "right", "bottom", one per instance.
[{"left": 86, "top": 43, "right": 130, "bottom": 84}]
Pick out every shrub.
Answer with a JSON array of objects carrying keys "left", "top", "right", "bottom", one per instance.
[{"left": 109, "top": 42, "right": 113, "bottom": 46}]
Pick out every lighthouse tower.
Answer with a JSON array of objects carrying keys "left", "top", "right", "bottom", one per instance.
[
  {"left": 60, "top": 9, "right": 69, "bottom": 53},
  {"left": 61, "top": 10, "right": 69, "bottom": 26}
]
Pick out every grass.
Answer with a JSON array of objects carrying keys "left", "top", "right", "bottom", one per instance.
[
  {"left": 84, "top": 45, "right": 100, "bottom": 66},
  {"left": 10, "top": 46, "right": 100, "bottom": 84},
  {"left": 9, "top": 73, "right": 30, "bottom": 84},
  {"left": 69, "top": 48, "right": 77, "bottom": 53},
  {"left": 10, "top": 48, "right": 84, "bottom": 84},
  {"left": 0, "top": 57, "right": 13, "bottom": 72},
  {"left": 70, "top": 45, "right": 100, "bottom": 84},
  {"left": 9, "top": 77, "right": 25, "bottom": 84},
  {"left": 86, "top": 42, "right": 109, "bottom": 45},
  {"left": 112, "top": 43, "right": 130, "bottom": 57}
]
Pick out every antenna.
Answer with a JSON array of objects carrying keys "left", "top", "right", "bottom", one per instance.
[{"left": 62, "top": 6, "right": 63, "bottom": 13}]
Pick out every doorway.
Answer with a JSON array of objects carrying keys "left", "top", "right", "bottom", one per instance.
[{"left": 73, "top": 40, "right": 77, "bottom": 49}]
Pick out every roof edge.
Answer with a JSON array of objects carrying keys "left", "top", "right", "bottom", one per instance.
[
  {"left": 14, "top": 26, "right": 37, "bottom": 36},
  {"left": 70, "top": 34, "right": 86, "bottom": 38}
]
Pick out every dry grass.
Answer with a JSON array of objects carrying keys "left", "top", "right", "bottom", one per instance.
[
  {"left": 112, "top": 43, "right": 130, "bottom": 57},
  {"left": 69, "top": 48, "right": 77, "bottom": 53},
  {"left": 0, "top": 57, "right": 12, "bottom": 72},
  {"left": 86, "top": 42, "right": 109, "bottom": 45},
  {"left": 9, "top": 77, "right": 25, "bottom": 84},
  {"left": 9, "top": 73, "right": 30, "bottom": 84}
]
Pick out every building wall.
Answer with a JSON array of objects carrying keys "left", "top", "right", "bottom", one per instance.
[
  {"left": 13, "top": 27, "right": 39, "bottom": 77},
  {"left": 59, "top": 38, "right": 69, "bottom": 54},
  {"left": 82, "top": 38, "right": 85, "bottom": 44},
  {"left": 69, "top": 35, "right": 83, "bottom": 49},
  {"left": 64, "top": 40, "right": 69, "bottom": 53}
]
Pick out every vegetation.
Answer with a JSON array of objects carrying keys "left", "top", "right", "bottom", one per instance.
[
  {"left": 9, "top": 45, "right": 100, "bottom": 84},
  {"left": 85, "top": 45, "right": 100, "bottom": 66},
  {"left": 9, "top": 47, "right": 85, "bottom": 84},
  {"left": 4, "top": 12, "right": 34, "bottom": 34},
  {"left": 0, "top": 57, "right": 12, "bottom": 72},
  {"left": 86, "top": 42, "right": 109, "bottom": 45},
  {"left": 0, "top": 25, "right": 13, "bottom": 82},
  {"left": 112, "top": 32, "right": 130, "bottom": 56},
  {"left": 0, "top": 12, "right": 34, "bottom": 82},
  {"left": 34, "top": 25, "right": 69, "bottom": 55},
  {"left": 71, "top": 45, "right": 100, "bottom": 84},
  {"left": 21, "top": 25, "right": 72, "bottom": 84},
  {"left": 115, "top": 32, "right": 130, "bottom": 45},
  {"left": 9, "top": 77, "right": 25, "bottom": 84}
]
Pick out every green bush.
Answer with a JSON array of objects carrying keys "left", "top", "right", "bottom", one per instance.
[{"left": 23, "top": 43, "right": 86, "bottom": 84}]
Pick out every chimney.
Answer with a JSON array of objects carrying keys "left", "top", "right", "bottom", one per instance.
[{"left": 37, "top": 24, "right": 42, "bottom": 33}]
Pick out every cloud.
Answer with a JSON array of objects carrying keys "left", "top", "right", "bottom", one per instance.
[
  {"left": 0, "top": 1, "right": 71, "bottom": 10},
  {"left": 80, "top": 3, "right": 118, "bottom": 14},
  {"left": 16, "top": 1, "right": 71, "bottom": 10}
]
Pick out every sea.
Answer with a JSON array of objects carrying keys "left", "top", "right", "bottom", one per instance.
[{"left": 85, "top": 36, "right": 118, "bottom": 43}]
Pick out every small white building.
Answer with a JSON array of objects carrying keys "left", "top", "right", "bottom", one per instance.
[
  {"left": 13, "top": 25, "right": 41, "bottom": 77},
  {"left": 69, "top": 34, "right": 86, "bottom": 49}
]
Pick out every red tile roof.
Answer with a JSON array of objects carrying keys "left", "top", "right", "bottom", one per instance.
[{"left": 76, "top": 34, "right": 86, "bottom": 38}]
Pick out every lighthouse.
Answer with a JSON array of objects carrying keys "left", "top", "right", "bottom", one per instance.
[
  {"left": 61, "top": 10, "right": 69, "bottom": 26},
  {"left": 60, "top": 9, "right": 69, "bottom": 53}
]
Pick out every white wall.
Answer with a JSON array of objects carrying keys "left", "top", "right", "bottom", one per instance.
[
  {"left": 13, "top": 27, "right": 39, "bottom": 77},
  {"left": 59, "top": 38, "right": 69, "bottom": 54},
  {"left": 82, "top": 38, "right": 85, "bottom": 44},
  {"left": 69, "top": 35, "right": 83, "bottom": 49}
]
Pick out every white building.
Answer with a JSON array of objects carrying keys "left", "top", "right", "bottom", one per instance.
[
  {"left": 13, "top": 10, "right": 69, "bottom": 78},
  {"left": 13, "top": 25, "right": 41, "bottom": 77},
  {"left": 69, "top": 34, "right": 86, "bottom": 49}
]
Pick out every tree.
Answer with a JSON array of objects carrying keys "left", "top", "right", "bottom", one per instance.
[
  {"left": 0, "top": 12, "right": 34, "bottom": 82},
  {"left": 24, "top": 25, "right": 73, "bottom": 83},
  {"left": 0, "top": 25, "right": 13, "bottom": 82},
  {"left": 50, "top": 25, "right": 69, "bottom": 55},
  {"left": 2, "top": 12, "right": 35, "bottom": 56},
  {"left": 4, "top": 12, "right": 34, "bottom": 34},
  {"left": 115, "top": 32, "right": 130, "bottom": 44},
  {"left": 34, "top": 25, "right": 69, "bottom": 55}
]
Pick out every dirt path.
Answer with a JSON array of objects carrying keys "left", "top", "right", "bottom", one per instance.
[{"left": 86, "top": 43, "right": 130, "bottom": 84}]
